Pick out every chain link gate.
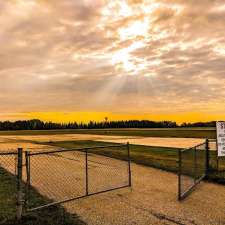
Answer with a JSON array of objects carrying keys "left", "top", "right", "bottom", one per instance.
[
  {"left": 178, "top": 140, "right": 208, "bottom": 200},
  {"left": 24, "top": 143, "right": 131, "bottom": 212}
]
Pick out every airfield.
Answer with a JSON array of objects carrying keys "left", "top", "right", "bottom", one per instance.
[{"left": 0, "top": 130, "right": 224, "bottom": 225}]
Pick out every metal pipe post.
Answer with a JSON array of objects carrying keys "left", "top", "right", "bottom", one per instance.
[
  {"left": 194, "top": 147, "right": 197, "bottom": 183},
  {"left": 205, "top": 139, "right": 209, "bottom": 175},
  {"left": 25, "top": 151, "right": 30, "bottom": 207},
  {"left": 16, "top": 148, "right": 23, "bottom": 221},
  {"left": 178, "top": 149, "right": 182, "bottom": 201},
  {"left": 127, "top": 142, "right": 132, "bottom": 187},
  {"left": 85, "top": 150, "right": 89, "bottom": 196}
]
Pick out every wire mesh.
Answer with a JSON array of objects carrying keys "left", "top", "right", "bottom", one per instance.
[
  {"left": 26, "top": 150, "right": 86, "bottom": 210},
  {"left": 25, "top": 144, "right": 131, "bottom": 211},
  {"left": 195, "top": 143, "right": 206, "bottom": 180},
  {"left": 208, "top": 139, "right": 218, "bottom": 171},
  {"left": 208, "top": 139, "right": 225, "bottom": 183},
  {"left": 0, "top": 151, "right": 18, "bottom": 222},
  {"left": 179, "top": 147, "right": 195, "bottom": 199},
  {"left": 87, "top": 145, "right": 130, "bottom": 194},
  {"left": 179, "top": 142, "right": 207, "bottom": 200}
]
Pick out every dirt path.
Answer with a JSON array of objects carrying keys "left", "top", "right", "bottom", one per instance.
[{"left": 64, "top": 162, "right": 225, "bottom": 225}]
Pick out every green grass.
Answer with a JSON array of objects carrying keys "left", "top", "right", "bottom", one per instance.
[
  {"left": 0, "top": 127, "right": 216, "bottom": 139},
  {"left": 42, "top": 140, "right": 180, "bottom": 173},
  {"left": 0, "top": 168, "right": 17, "bottom": 222},
  {"left": 0, "top": 168, "right": 85, "bottom": 225},
  {"left": 42, "top": 140, "right": 225, "bottom": 185}
]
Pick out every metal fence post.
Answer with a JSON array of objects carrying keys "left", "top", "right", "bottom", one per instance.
[
  {"left": 178, "top": 149, "right": 181, "bottom": 201},
  {"left": 15, "top": 155, "right": 17, "bottom": 175},
  {"left": 127, "top": 142, "right": 132, "bottom": 187},
  {"left": 194, "top": 147, "right": 197, "bottom": 183},
  {"left": 25, "top": 151, "right": 30, "bottom": 207},
  {"left": 16, "top": 148, "right": 23, "bottom": 221},
  {"left": 85, "top": 149, "right": 89, "bottom": 196},
  {"left": 205, "top": 139, "right": 209, "bottom": 175}
]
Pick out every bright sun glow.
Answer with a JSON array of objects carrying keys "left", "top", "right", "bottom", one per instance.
[
  {"left": 118, "top": 19, "right": 149, "bottom": 40},
  {"left": 112, "top": 41, "right": 147, "bottom": 74},
  {"left": 112, "top": 18, "right": 150, "bottom": 74},
  {"left": 100, "top": 1, "right": 153, "bottom": 75}
]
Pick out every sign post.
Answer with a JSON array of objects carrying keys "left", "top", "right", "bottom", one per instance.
[{"left": 216, "top": 121, "right": 225, "bottom": 157}]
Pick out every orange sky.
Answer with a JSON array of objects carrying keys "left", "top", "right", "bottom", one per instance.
[{"left": 0, "top": 0, "right": 225, "bottom": 123}]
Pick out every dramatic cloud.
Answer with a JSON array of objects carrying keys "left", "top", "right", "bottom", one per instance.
[{"left": 0, "top": 0, "right": 225, "bottom": 122}]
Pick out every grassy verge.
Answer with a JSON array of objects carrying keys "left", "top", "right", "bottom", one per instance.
[
  {"left": 0, "top": 127, "right": 216, "bottom": 139},
  {"left": 43, "top": 140, "right": 225, "bottom": 185},
  {"left": 42, "top": 140, "right": 180, "bottom": 173},
  {"left": 0, "top": 168, "right": 85, "bottom": 225}
]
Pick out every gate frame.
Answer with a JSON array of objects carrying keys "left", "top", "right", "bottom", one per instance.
[
  {"left": 24, "top": 143, "right": 132, "bottom": 212},
  {"left": 178, "top": 139, "right": 209, "bottom": 201}
]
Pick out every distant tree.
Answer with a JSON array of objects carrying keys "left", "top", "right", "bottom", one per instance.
[{"left": 0, "top": 119, "right": 216, "bottom": 131}]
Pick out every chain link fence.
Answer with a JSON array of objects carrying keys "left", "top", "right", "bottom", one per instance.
[
  {"left": 208, "top": 139, "right": 225, "bottom": 184},
  {"left": 25, "top": 143, "right": 131, "bottom": 212},
  {"left": 178, "top": 141, "right": 207, "bottom": 200},
  {"left": 178, "top": 139, "right": 225, "bottom": 200},
  {"left": 0, "top": 144, "right": 131, "bottom": 220},
  {"left": 2, "top": 139, "right": 223, "bottom": 219},
  {"left": 0, "top": 151, "right": 18, "bottom": 222}
]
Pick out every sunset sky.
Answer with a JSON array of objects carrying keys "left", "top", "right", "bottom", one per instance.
[{"left": 0, "top": 0, "right": 225, "bottom": 123}]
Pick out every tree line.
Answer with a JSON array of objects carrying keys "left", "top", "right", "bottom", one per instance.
[{"left": 0, "top": 119, "right": 216, "bottom": 131}]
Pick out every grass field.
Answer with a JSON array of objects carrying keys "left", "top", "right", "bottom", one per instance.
[
  {"left": 0, "top": 127, "right": 216, "bottom": 139},
  {"left": 41, "top": 140, "right": 225, "bottom": 184},
  {"left": 0, "top": 167, "right": 85, "bottom": 225}
]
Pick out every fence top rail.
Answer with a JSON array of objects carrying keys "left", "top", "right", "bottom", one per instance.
[
  {"left": 0, "top": 151, "right": 17, "bottom": 155},
  {"left": 208, "top": 139, "right": 216, "bottom": 142},
  {"left": 27, "top": 143, "right": 128, "bottom": 156},
  {"left": 180, "top": 141, "right": 206, "bottom": 153}
]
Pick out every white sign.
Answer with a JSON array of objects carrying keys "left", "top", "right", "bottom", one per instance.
[{"left": 216, "top": 121, "right": 225, "bottom": 157}]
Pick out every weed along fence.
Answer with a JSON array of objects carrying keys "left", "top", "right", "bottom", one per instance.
[{"left": 0, "top": 143, "right": 131, "bottom": 220}]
